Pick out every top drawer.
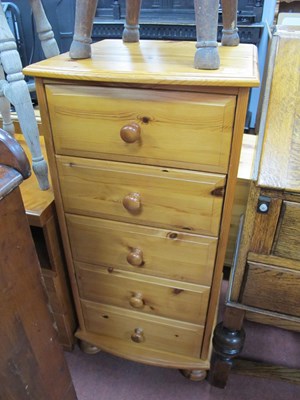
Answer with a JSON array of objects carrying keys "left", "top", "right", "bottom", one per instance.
[{"left": 46, "top": 85, "right": 236, "bottom": 173}]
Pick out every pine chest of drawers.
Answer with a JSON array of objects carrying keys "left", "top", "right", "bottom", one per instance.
[{"left": 25, "top": 40, "right": 259, "bottom": 378}]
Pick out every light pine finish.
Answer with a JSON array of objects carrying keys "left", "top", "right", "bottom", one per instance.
[
  {"left": 82, "top": 301, "right": 204, "bottom": 358},
  {"left": 46, "top": 85, "right": 236, "bottom": 174},
  {"left": 67, "top": 214, "right": 217, "bottom": 286},
  {"left": 57, "top": 156, "right": 226, "bottom": 236},
  {"left": 75, "top": 261, "right": 210, "bottom": 324},
  {"left": 25, "top": 40, "right": 258, "bottom": 378},
  {"left": 24, "top": 40, "right": 259, "bottom": 88}
]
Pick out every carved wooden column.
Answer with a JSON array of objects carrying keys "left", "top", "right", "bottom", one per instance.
[
  {"left": 194, "top": 0, "right": 220, "bottom": 69},
  {"left": 69, "top": 0, "right": 98, "bottom": 59},
  {"left": 123, "top": 0, "right": 142, "bottom": 42},
  {"left": 29, "top": 0, "right": 60, "bottom": 58},
  {"left": 0, "top": 2, "right": 49, "bottom": 190},
  {"left": 221, "top": 0, "right": 239, "bottom": 46},
  {"left": 0, "top": 63, "right": 14, "bottom": 136}
]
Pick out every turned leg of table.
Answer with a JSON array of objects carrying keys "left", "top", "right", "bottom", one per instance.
[
  {"left": 123, "top": 0, "right": 142, "bottom": 42},
  {"left": 0, "top": 4, "right": 49, "bottom": 190},
  {"left": 221, "top": 0, "right": 239, "bottom": 46},
  {"left": 194, "top": 0, "right": 220, "bottom": 70},
  {"left": 208, "top": 307, "right": 246, "bottom": 388},
  {"left": 0, "top": 64, "right": 14, "bottom": 136},
  {"left": 69, "top": 0, "right": 97, "bottom": 59},
  {"left": 29, "top": 0, "right": 60, "bottom": 58}
]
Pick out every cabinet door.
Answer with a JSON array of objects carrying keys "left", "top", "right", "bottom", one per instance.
[{"left": 273, "top": 201, "right": 300, "bottom": 261}]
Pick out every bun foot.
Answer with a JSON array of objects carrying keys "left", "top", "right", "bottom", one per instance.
[
  {"left": 69, "top": 39, "right": 91, "bottom": 59},
  {"left": 79, "top": 340, "right": 101, "bottom": 355},
  {"left": 179, "top": 369, "right": 207, "bottom": 381},
  {"left": 194, "top": 45, "right": 220, "bottom": 70},
  {"left": 122, "top": 25, "right": 140, "bottom": 42}
]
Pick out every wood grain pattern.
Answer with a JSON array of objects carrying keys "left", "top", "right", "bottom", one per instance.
[
  {"left": 258, "top": 28, "right": 300, "bottom": 192},
  {"left": 46, "top": 84, "right": 236, "bottom": 174},
  {"left": 241, "top": 261, "right": 300, "bottom": 316},
  {"left": 76, "top": 261, "right": 210, "bottom": 324},
  {"left": 57, "top": 156, "right": 225, "bottom": 236},
  {"left": 82, "top": 300, "right": 204, "bottom": 358},
  {"left": 24, "top": 40, "right": 259, "bottom": 88},
  {"left": 67, "top": 214, "right": 217, "bottom": 285},
  {"left": 273, "top": 201, "right": 300, "bottom": 260}
]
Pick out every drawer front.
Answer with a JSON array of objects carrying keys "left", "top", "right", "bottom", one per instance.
[
  {"left": 273, "top": 201, "right": 300, "bottom": 261},
  {"left": 58, "top": 156, "right": 225, "bottom": 236},
  {"left": 82, "top": 300, "right": 203, "bottom": 358},
  {"left": 46, "top": 85, "right": 236, "bottom": 173},
  {"left": 241, "top": 261, "right": 300, "bottom": 317},
  {"left": 76, "top": 262, "right": 210, "bottom": 324},
  {"left": 67, "top": 214, "right": 217, "bottom": 285}
]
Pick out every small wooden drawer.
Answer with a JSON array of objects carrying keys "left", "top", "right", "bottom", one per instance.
[
  {"left": 66, "top": 214, "right": 217, "bottom": 285},
  {"left": 46, "top": 85, "right": 236, "bottom": 173},
  {"left": 76, "top": 262, "right": 210, "bottom": 324},
  {"left": 241, "top": 261, "right": 300, "bottom": 317},
  {"left": 58, "top": 156, "right": 225, "bottom": 236},
  {"left": 273, "top": 201, "right": 300, "bottom": 261},
  {"left": 82, "top": 300, "right": 204, "bottom": 358}
]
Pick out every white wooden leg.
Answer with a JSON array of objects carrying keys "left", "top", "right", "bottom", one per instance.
[
  {"left": 0, "top": 63, "right": 14, "bottom": 136},
  {"left": 29, "top": 0, "right": 59, "bottom": 58},
  {"left": 0, "top": 3, "right": 49, "bottom": 190}
]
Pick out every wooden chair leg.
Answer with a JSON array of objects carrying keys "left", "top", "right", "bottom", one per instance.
[
  {"left": 123, "top": 0, "right": 142, "bottom": 42},
  {"left": 0, "top": 64, "right": 14, "bottom": 136},
  {"left": 69, "top": 0, "right": 97, "bottom": 59},
  {"left": 221, "top": 0, "right": 239, "bottom": 46},
  {"left": 194, "top": 0, "right": 220, "bottom": 70},
  {"left": 208, "top": 307, "right": 246, "bottom": 388},
  {"left": 29, "top": 0, "right": 60, "bottom": 58},
  {"left": 0, "top": 3, "right": 49, "bottom": 190}
]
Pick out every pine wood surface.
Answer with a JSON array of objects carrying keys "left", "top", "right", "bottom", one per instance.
[
  {"left": 14, "top": 134, "right": 53, "bottom": 226},
  {"left": 82, "top": 300, "right": 204, "bottom": 358},
  {"left": 30, "top": 41, "right": 259, "bottom": 370},
  {"left": 75, "top": 261, "right": 210, "bottom": 325},
  {"left": 56, "top": 155, "right": 225, "bottom": 237},
  {"left": 257, "top": 27, "right": 300, "bottom": 192},
  {"left": 67, "top": 214, "right": 217, "bottom": 286},
  {"left": 24, "top": 40, "right": 259, "bottom": 88},
  {"left": 46, "top": 84, "right": 236, "bottom": 174}
]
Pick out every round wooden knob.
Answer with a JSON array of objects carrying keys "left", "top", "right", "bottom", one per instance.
[
  {"left": 129, "top": 293, "right": 144, "bottom": 309},
  {"left": 120, "top": 122, "right": 141, "bottom": 143},
  {"left": 131, "top": 328, "right": 145, "bottom": 343},
  {"left": 122, "top": 192, "right": 141, "bottom": 213},
  {"left": 127, "top": 248, "right": 144, "bottom": 267}
]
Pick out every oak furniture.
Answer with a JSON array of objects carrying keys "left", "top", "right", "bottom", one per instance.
[
  {"left": 25, "top": 39, "right": 259, "bottom": 381},
  {"left": 0, "top": 0, "right": 59, "bottom": 190},
  {"left": 16, "top": 133, "right": 77, "bottom": 351},
  {"left": 209, "top": 26, "right": 300, "bottom": 387},
  {"left": 70, "top": 0, "right": 239, "bottom": 70},
  {"left": 0, "top": 128, "right": 77, "bottom": 400}
]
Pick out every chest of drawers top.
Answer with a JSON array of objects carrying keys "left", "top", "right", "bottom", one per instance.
[{"left": 24, "top": 39, "right": 259, "bottom": 89}]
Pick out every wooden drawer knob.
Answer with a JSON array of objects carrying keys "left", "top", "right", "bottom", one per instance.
[
  {"left": 123, "top": 192, "right": 141, "bottom": 213},
  {"left": 131, "top": 328, "right": 145, "bottom": 343},
  {"left": 127, "top": 248, "right": 144, "bottom": 267},
  {"left": 129, "top": 292, "right": 144, "bottom": 309},
  {"left": 120, "top": 122, "right": 141, "bottom": 143}
]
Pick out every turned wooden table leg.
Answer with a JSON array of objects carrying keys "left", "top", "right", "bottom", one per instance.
[
  {"left": 0, "top": 63, "right": 14, "bottom": 136},
  {"left": 221, "top": 0, "right": 239, "bottom": 46},
  {"left": 208, "top": 307, "right": 246, "bottom": 388},
  {"left": 194, "top": 0, "right": 220, "bottom": 70},
  {"left": 69, "top": 0, "right": 97, "bottom": 59},
  {"left": 29, "top": 0, "right": 60, "bottom": 58},
  {"left": 123, "top": 0, "right": 142, "bottom": 42},
  {"left": 0, "top": 4, "right": 49, "bottom": 190}
]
